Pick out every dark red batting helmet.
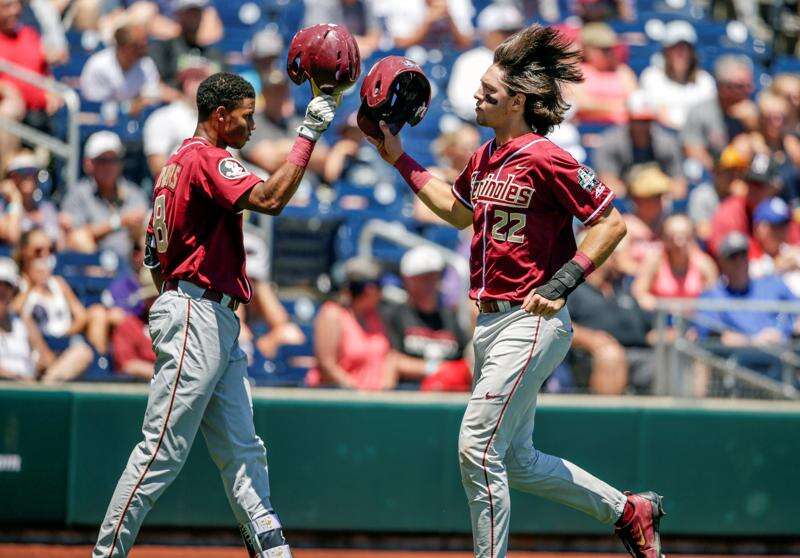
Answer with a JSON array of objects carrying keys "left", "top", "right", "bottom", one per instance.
[
  {"left": 357, "top": 56, "right": 431, "bottom": 140},
  {"left": 287, "top": 23, "right": 361, "bottom": 96}
]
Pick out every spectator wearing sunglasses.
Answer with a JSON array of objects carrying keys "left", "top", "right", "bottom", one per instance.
[
  {"left": 0, "top": 151, "right": 61, "bottom": 247},
  {"left": 61, "top": 131, "right": 148, "bottom": 261},
  {"left": 12, "top": 228, "right": 95, "bottom": 383}
]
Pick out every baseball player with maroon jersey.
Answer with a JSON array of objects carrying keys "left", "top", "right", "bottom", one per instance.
[
  {"left": 365, "top": 26, "right": 666, "bottom": 558},
  {"left": 92, "top": 73, "right": 337, "bottom": 558}
]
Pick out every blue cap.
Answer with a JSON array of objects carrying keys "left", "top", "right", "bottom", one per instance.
[{"left": 753, "top": 197, "right": 791, "bottom": 225}]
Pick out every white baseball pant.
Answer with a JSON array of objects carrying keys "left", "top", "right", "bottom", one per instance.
[
  {"left": 93, "top": 282, "right": 290, "bottom": 558},
  {"left": 459, "top": 305, "right": 627, "bottom": 558}
]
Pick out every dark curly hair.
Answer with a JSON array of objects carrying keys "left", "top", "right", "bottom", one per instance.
[
  {"left": 493, "top": 25, "right": 584, "bottom": 135},
  {"left": 196, "top": 72, "right": 255, "bottom": 120}
]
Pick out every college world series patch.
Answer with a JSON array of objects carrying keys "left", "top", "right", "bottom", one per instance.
[
  {"left": 218, "top": 157, "right": 250, "bottom": 180},
  {"left": 577, "top": 166, "right": 605, "bottom": 198}
]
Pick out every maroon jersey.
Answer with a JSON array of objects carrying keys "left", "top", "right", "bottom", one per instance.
[
  {"left": 452, "top": 132, "right": 615, "bottom": 303},
  {"left": 147, "top": 137, "right": 261, "bottom": 301}
]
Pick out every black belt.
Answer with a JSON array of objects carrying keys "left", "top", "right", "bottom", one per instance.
[
  {"left": 477, "top": 300, "right": 521, "bottom": 313},
  {"left": 163, "top": 280, "right": 240, "bottom": 311}
]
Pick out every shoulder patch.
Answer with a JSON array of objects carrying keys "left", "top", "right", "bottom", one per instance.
[
  {"left": 577, "top": 165, "right": 600, "bottom": 193},
  {"left": 218, "top": 157, "right": 250, "bottom": 180}
]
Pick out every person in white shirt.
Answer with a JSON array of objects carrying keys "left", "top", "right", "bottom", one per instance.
[
  {"left": 639, "top": 20, "right": 716, "bottom": 130},
  {"left": 376, "top": 0, "right": 475, "bottom": 50},
  {"left": 79, "top": 20, "right": 162, "bottom": 113},
  {"left": 447, "top": 3, "right": 523, "bottom": 120},
  {"left": 143, "top": 65, "right": 209, "bottom": 177}
]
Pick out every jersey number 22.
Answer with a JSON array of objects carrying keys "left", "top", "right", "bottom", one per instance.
[{"left": 491, "top": 209, "right": 526, "bottom": 244}]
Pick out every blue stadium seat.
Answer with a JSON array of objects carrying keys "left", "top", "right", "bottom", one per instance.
[{"left": 56, "top": 251, "right": 119, "bottom": 306}]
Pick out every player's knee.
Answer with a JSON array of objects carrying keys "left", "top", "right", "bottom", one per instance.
[{"left": 457, "top": 429, "right": 481, "bottom": 471}]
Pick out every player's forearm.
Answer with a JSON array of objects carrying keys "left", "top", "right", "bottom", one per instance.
[
  {"left": 576, "top": 207, "right": 627, "bottom": 269},
  {"left": 239, "top": 137, "right": 316, "bottom": 215},
  {"left": 394, "top": 154, "right": 472, "bottom": 229}
]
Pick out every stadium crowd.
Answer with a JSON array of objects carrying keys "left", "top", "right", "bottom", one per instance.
[{"left": 1, "top": 0, "right": 800, "bottom": 395}]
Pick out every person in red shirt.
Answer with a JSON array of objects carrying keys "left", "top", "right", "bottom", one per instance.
[
  {"left": 367, "top": 24, "right": 664, "bottom": 558},
  {"left": 708, "top": 152, "right": 781, "bottom": 258},
  {"left": 0, "top": 0, "right": 57, "bottom": 128},
  {"left": 93, "top": 72, "right": 337, "bottom": 558}
]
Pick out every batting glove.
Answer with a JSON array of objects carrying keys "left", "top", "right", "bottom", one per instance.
[{"left": 297, "top": 94, "right": 337, "bottom": 142}]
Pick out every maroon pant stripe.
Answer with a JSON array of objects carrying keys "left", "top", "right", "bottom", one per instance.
[
  {"left": 108, "top": 299, "right": 192, "bottom": 557},
  {"left": 480, "top": 316, "right": 542, "bottom": 558}
]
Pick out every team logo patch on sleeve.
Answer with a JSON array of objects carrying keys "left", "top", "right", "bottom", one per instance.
[
  {"left": 218, "top": 158, "right": 250, "bottom": 180},
  {"left": 577, "top": 166, "right": 607, "bottom": 198}
]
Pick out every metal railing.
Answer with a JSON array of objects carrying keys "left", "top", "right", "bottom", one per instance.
[
  {"left": 653, "top": 298, "right": 800, "bottom": 400},
  {"left": 357, "top": 218, "right": 470, "bottom": 286},
  {"left": 0, "top": 59, "right": 80, "bottom": 188}
]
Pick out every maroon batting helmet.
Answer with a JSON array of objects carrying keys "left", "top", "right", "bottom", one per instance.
[
  {"left": 357, "top": 56, "right": 432, "bottom": 140},
  {"left": 287, "top": 23, "right": 361, "bottom": 96}
]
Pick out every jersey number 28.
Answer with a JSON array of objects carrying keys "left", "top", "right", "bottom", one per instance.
[
  {"left": 153, "top": 194, "right": 169, "bottom": 253},
  {"left": 491, "top": 209, "right": 526, "bottom": 244}
]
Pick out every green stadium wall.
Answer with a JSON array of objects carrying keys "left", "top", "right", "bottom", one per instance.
[{"left": 1, "top": 386, "right": 799, "bottom": 536}]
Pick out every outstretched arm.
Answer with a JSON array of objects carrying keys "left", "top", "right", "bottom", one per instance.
[
  {"left": 238, "top": 95, "right": 337, "bottom": 215},
  {"left": 368, "top": 121, "right": 472, "bottom": 229}
]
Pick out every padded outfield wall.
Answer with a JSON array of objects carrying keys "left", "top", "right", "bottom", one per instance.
[{"left": 1, "top": 385, "right": 799, "bottom": 536}]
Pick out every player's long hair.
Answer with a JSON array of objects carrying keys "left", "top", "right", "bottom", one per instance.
[{"left": 493, "top": 25, "right": 584, "bottom": 136}]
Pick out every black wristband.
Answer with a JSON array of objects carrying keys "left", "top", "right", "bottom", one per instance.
[{"left": 535, "top": 260, "right": 586, "bottom": 301}]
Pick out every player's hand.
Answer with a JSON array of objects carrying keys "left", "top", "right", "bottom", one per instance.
[
  {"left": 522, "top": 290, "right": 566, "bottom": 318},
  {"left": 297, "top": 94, "right": 337, "bottom": 142},
  {"left": 365, "top": 120, "right": 404, "bottom": 165}
]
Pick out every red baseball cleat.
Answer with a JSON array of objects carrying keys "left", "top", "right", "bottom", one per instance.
[{"left": 615, "top": 491, "right": 666, "bottom": 558}]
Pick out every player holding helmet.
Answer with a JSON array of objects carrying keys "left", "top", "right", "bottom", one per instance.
[
  {"left": 93, "top": 24, "right": 360, "bottom": 558},
  {"left": 364, "top": 26, "right": 666, "bottom": 558}
]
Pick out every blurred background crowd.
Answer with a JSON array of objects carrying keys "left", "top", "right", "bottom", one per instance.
[{"left": 2, "top": 0, "right": 800, "bottom": 398}]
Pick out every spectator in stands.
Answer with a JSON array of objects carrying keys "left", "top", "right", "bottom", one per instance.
[
  {"left": 303, "top": 0, "right": 382, "bottom": 58},
  {"left": 323, "top": 111, "right": 394, "bottom": 191},
  {"left": 572, "top": 23, "right": 637, "bottom": 125},
  {"left": 382, "top": 246, "right": 471, "bottom": 391},
  {"left": 103, "top": 227, "right": 146, "bottom": 327},
  {"left": 0, "top": 257, "right": 55, "bottom": 382},
  {"left": 143, "top": 65, "right": 209, "bottom": 177},
  {"left": 593, "top": 91, "right": 685, "bottom": 197},
  {"left": 241, "top": 69, "right": 328, "bottom": 177},
  {"left": 749, "top": 197, "right": 800, "bottom": 296},
  {"left": 0, "top": 151, "right": 62, "bottom": 247},
  {"left": 618, "top": 165, "right": 671, "bottom": 273},
  {"left": 243, "top": 28, "right": 284, "bottom": 98},
  {"left": 97, "top": 0, "right": 223, "bottom": 45},
  {"left": 631, "top": 215, "right": 718, "bottom": 312},
  {"left": 746, "top": 91, "right": 800, "bottom": 199},
  {"left": 80, "top": 20, "right": 162, "bottom": 113},
  {"left": 13, "top": 228, "right": 94, "bottom": 382},
  {"left": 377, "top": 0, "right": 474, "bottom": 50},
  {"left": 639, "top": 20, "right": 716, "bottom": 131},
  {"left": 307, "top": 258, "right": 397, "bottom": 390},
  {"left": 111, "top": 267, "right": 156, "bottom": 380},
  {"left": 61, "top": 131, "right": 148, "bottom": 261},
  {"left": 0, "top": 0, "right": 60, "bottom": 143},
  {"left": 770, "top": 73, "right": 800, "bottom": 132},
  {"left": 149, "top": 0, "right": 224, "bottom": 90},
  {"left": 708, "top": 152, "right": 781, "bottom": 258},
  {"left": 238, "top": 229, "right": 305, "bottom": 360},
  {"left": 682, "top": 54, "right": 756, "bottom": 171},
  {"left": 567, "top": 247, "right": 656, "bottom": 394},
  {"left": 414, "top": 122, "right": 480, "bottom": 223},
  {"left": 447, "top": 3, "right": 523, "bottom": 121},
  {"left": 696, "top": 231, "right": 796, "bottom": 382},
  {"left": 688, "top": 143, "right": 750, "bottom": 242}
]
